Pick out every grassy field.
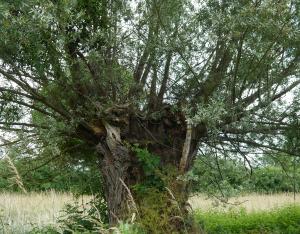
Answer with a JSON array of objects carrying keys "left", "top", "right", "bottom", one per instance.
[
  {"left": 0, "top": 191, "right": 90, "bottom": 234},
  {"left": 190, "top": 193, "right": 300, "bottom": 212},
  {"left": 195, "top": 205, "right": 300, "bottom": 234},
  {"left": 191, "top": 193, "right": 300, "bottom": 233},
  {"left": 0, "top": 192, "right": 299, "bottom": 233}
]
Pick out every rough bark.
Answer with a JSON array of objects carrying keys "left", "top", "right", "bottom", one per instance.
[
  {"left": 96, "top": 122, "right": 132, "bottom": 224},
  {"left": 94, "top": 109, "right": 203, "bottom": 229}
]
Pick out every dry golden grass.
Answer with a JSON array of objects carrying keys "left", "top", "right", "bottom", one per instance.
[
  {"left": 189, "top": 193, "right": 300, "bottom": 212},
  {"left": 0, "top": 191, "right": 90, "bottom": 234}
]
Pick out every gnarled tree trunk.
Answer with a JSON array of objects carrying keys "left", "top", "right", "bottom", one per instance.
[
  {"left": 96, "top": 122, "right": 132, "bottom": 224},
  {"left": 94, "top": 108, "right": 204, "bottom": 230}
]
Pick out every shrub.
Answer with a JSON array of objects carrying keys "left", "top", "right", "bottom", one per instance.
[
  {"left": 0, "top": 158, "right": 103, "bottom": 194},
  {"left": 188, "top": 156, "right": 300, "bottom": 196},
  {"left": 249, "top": 167, "right": 300, "bottom": 193},
  {"left": 57, "top": 195, "right": 108, "bottom": 233}
]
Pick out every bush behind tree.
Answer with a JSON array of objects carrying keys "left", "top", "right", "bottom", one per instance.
[{"left": 188, "top": 155, "right": 300, "bottom": 196}]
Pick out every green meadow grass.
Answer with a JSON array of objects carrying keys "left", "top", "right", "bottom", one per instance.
[{"left": 194, "top": 205, "right": 300, "bottom": 234}]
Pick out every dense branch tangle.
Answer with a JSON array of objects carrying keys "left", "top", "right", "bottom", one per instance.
[{"left": 0, "top": 0, "right": 299, "bottom": 228}]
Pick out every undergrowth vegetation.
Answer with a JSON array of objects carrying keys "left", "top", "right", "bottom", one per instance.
[
  {"left": 195, "top": 205, "right": 300, "bottom": 234},
  {"left": 1, "top": 192, "right": 300, "bottom": 234}
]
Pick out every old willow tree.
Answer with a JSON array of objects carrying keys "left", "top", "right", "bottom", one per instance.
[{"left": 0, "top": 0, "right": 299, "bottom": 229}]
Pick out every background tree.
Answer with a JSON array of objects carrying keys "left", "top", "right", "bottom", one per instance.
[{"left": 0, "top": 0, "right": 299, "bottom": 230}]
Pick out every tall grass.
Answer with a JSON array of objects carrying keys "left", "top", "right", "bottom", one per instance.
[
  {"left": 190, "top": 193, "right": 300, "bottom": 212},
  {"left": 0, "top": 191, "right": 90, "bottom": 234}
]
